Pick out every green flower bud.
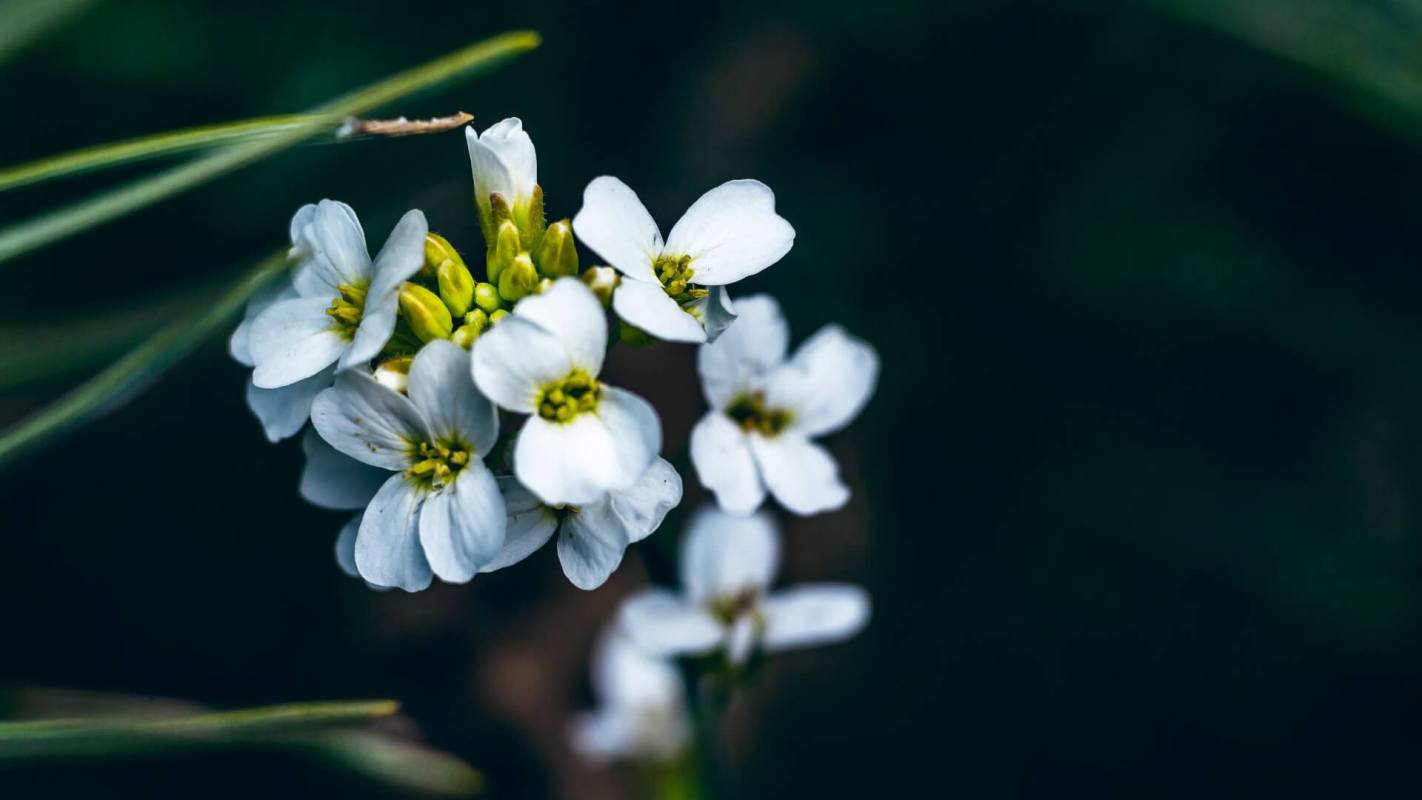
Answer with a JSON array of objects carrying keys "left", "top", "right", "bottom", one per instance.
[
  {"left": 424, "top": 232, "right": 464, "bottom": 277},
  {"left": 581, "top": 266, "right": 619, "bottom": 307},
  {"left": 474, "top": 282, "right": 502, "bottom": 313},
  {"left": 374, "top": 355, "right": 413, "bottom": 394},
  {"left": 489, "top": 220, "right": 521, "bottom": 283},
  {"left": 464, "top": 308, "right": 490, "bottom": 329},
  {"left": 436, "top": 258, "right": 475, "bottom": 317},
  {"left": 498, "top": 253, "right": 538, "bottom": 302},
  {"left": 520, "top": 184, "right": 546, "bottom": 251},
  {"left": 451, "top": 324, "right": 478, "bottom": 349},
  {"left": 398, "top": 282, "right": 453, "bottom": 343},
  {"left": 489, "top": 309, "right": 509, "bottom": 324},
  {"left": 534, "top": 219, "right": 578, "bottom": 278}
]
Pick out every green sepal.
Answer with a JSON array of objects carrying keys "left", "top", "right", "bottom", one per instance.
[
  {"left": 534, "top": 219, "right": 578, "bottom": 278},
  {"left": 436, "top": 258, "right": 475, "bottom": 317},
  {"left": 488, "top": 220, "right": 520, "bottom": 283},
  {"left": 498, "top": 253, "right": 538, "bottom": 302},
  {"left": 398, "top": 282, "right": 453, "bottom": 342}
]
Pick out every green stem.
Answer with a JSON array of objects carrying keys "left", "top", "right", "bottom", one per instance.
[{"left": 688, "top": 674, "right": 734, "bottom": 800}]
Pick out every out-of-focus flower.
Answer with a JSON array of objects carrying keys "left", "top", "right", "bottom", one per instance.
[
  {"left": 479, "top": 459, "right": 682, "bottom": 590},
  {"left": 572, "top": 177, "right": 793, "bottom": 343},
  {"left": 619, "top": 506, "right": 870, "bottom": 665},
  {"left": 691, "top": 295, "right": 878, "bottom": 516},
  {"left": 570, "top": 628, "right": 691, "bottom": 764},
  {"left": 248, "top": 200, "right": 427, "bottom": 389},
  {"left": 311, "top": 339, "right": 504, "bottom": 591},
  {"left": 471, "top": 278, "right": 662, "bottom": 506}
]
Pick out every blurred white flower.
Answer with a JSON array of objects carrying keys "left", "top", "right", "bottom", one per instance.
[
  {"left": 570, "top": 628, "right": 690, "bottom": 764},
  {"left": 311, "top": 339, "right": 504, "bottom": 591},
  {"left": 466, "top": 117, "right": 538, "bottom": 224},
  {"left": 572, "top": 177, "right": 793, "bottom": 343},
  {"left": 247, "top": 200, "right": 427, "bottom": 390},
  {"left": 691, "top": 295, "right": 878, "bottom": 516},
  {"left": 478, "top": 458, "right": 683, "bottom": 590},
  {"left": 471, "top": 278, "right": 662, "bottom": 506},
  {"left": 619, "top": 506, "right": 870, "bottom": 665}
]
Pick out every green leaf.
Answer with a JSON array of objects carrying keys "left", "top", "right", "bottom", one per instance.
[
  {"left": 0, "top": 249, "right": 288, "bottom": 468},
  {"left": 0, "top": 699, "right": 399, "bottom": 759},
  {"left": 0, "top": 29, "right": 540, "bottom": 265},
  {"left": 0, "top": 0, "right": 100, "bottom": 67}
]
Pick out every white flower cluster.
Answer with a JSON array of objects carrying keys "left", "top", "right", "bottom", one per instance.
[{"left": 230, "top": 119, "right": 879, "bottom": 660}]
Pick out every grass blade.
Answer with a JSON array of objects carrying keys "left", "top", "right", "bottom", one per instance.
[
  {"left": 305, "top": 731, "right": 486, "bottom": 796},
  {"left": 0, "top": 29, "right": 540, "bottom": 265},
  {"left": 0, "top": 250, "right": 288, "bottom": 468}
]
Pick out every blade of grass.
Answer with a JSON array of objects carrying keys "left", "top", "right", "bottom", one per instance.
[
  {"left": 0, "top": 114, "right": 320, "bottom": 193},
  {"left": 0, "top": 249, "right": 288, "bottom": 468},
  {"left": 305, "top": 731, "right": 486, "bottom": 796},
  {"left": 0, "top": 699, "right": 399, "bottom": 759},
  {"left": 0, "top": 29, "right": 540, "bottom": 265},
  {"left": 0, "top": 0, "right": 100, "bottom": 66}
]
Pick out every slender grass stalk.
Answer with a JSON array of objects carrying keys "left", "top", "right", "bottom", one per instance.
[
  {"left": 0, "top": 115, "right": 321, "bottom": 193},
  {"left": 0, "top": 249, "right": 288, "bottom": 468},
  {"left": 0, "top": 0, "right": 99, "bottom": 67},
  {"left": 306, "top": 731, "right": 485, "bottom": 796},
  {"left": 0, "top": 29, "right": 540, "bottom": 265}
]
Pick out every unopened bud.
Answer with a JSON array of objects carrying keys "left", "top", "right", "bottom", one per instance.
[
  {"left": 398, "top": 282, "right": 453, "bottom": 342},
  {"left": 534, "top": 219, "right": 578, "bottom": 278},
  {"left": 489, "top": 309, "right": 509, "bottom": 325},
  {"left": 374, "top": 356, "right": 413, "bottom": 394},
  {"left": 474, "top": 282, "right": 502, "bottom": 313},
  {"left": 489, "top": 220, "right": 521, "bottom": 283},
  {"left": 581, "top": 266, "right": 619, "bottom": 307},
  {"left": 520, "top": 184, "right": 546, "bottom": 251},
  {"left": 424, "top": 232, "right": 464, "bottom": 277},
  {"left": 498, "top": 253, "right": 538, "bottom": 302},
  {"left": 451, "top": 324, "right": 478, "bottom": 349},
  {"left": 436, "top": 258, "right": 475, "bottom": 317}
]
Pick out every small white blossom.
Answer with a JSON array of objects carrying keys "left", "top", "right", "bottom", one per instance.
[
  {"left": 248, "top": 200, "right": 427, "bottom": 390},
  {"left": 478, "top": 458, "right": 682, "bottom": 590},
  {"left": 311, "top": 339, "right": 505, "bottom": 591},
  {"left": 569, "top": 628, "right": 690, "bottom": 764},
  {"left": 691, "top": 295, "right": 878, "bottom": 516},
  {"left": 572, "top": 177, "right": 794, "bottom": 343},
  {"left": 466, "top": 117, "right": 538, "bottom": 217},
  {"left": 619, "top": 506, "right": 870, "bottom": 665},
  {"left": 471, "top": 278, "right": 662, "bottom": 506}
]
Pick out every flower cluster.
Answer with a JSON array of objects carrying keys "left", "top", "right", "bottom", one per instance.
[{"left": 231, "top": 118, "right": 879, "bottom": 712}]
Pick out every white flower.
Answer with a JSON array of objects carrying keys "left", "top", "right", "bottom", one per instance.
[
  {"left": 569, "top": 628, "right": 690, "bottom": 764},
  {"left": 619, "top": 506, "right": 870, "bottom": 666},
  {"left": 690, "top": 295, "right": 878, "bottom": 516},
  {"left": 311, "top": 339, "right": 505, "bottom": 591},
  {"left": 248, "top": 200, "right": 427, "bottom": 390},
  {"left": 471, "top": 278, "right": 662, "bottom": 506},
  {"left": 466, "top": 117, "right": 538, "bottom": 219},
  {"left": 572, "top": 176, "right": 794, "bottom": 344},
  {"left": 478, "top": 458, "right": 683, "bottom": 590}
]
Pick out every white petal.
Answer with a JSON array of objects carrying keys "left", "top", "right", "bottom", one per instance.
[
  {"left": 300, "top": 427, "right": 390, "bottom": 510},
  {"left": 230, "top": 279, "right": 297, "bottom": 367},
  {"left": 310, "top": 371, "right": 427, "bottom": 470},
  {"left": 761, "top": 584, "right": 871, "bottom": 651},
  {"left": 748, "top": 434, "right": 849, "bottom": 516},
  {"left": 766, "top": 325, "right": 879, "bottom": 436},
  {"left": 618, "top": 589, "right": 724, "bottom": 656},
  {"left": 468, "top": 117, "right": 537, "bottom": 203},
  {"left": 664, "top": 180, "right": 794, "bottom": 285},
  {"left": 697, "top": 285, "right": 738, "bottom": 344},
  {"left": 288, "top": 203, "right": 317, "bottom": 254},
  {"left": 513, "top": 386, "right": 659, "bottom": 506},
  {"left": 689, "top": 413, "right": 765, "bottom": 515},
  {"left": 335, "top": 514, "right": 361, "bottom": 578},
  {"left": 341, "top": 209, "right": 428, "bottom": 370},
  {"left": 568, "top": 710, "right": 633, "bottom": 762},
  {"left": 612, "top": 279, "right": 707, "bottom": 344},
  {"left": 471, "top": 316, "right": 572, "bottom": 413},
  {"left": 609, "top": 457, "right": 682, "bottom": 544},
  {"left": 245, "top": 365, "right": 332, "bottom": 442},
  {"left": 572, "top": 176, "right": 662, "bottom": 281},
  {"left": 512, "top": 278, "right": 606, "bottom": 373},
  {"left": 248, "top": 297, "right": 347, "bottom": 388},
  {"left": 294, "top": 200, "right": 371, "bottom": 297},
  {"left": 480, "top": 477, "right": 559, "bottom": 573},
  {"left": 407, "top": 339, "right": 497, "bottom": 451},
  {"left": 696, "top": 294, "right": 787, "bottom": 409},
  {"left": 593, "top": 629, "right": 685, "bottom": 708},
  {"left": 418, "top": 463, "right": 506, "bottom": 583},
  {"left": 355, "top": 475, "right": 433, "bottom": 591},
  {"left": 558, "top": 500, "right": 632, "bottom": 590},
  {"left": 680, "top": 506, "right": 779, "bottom": 602}
]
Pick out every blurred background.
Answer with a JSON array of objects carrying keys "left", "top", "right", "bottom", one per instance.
[{"left": 5, "top": 0, "right": 1422, "bottom": 796}]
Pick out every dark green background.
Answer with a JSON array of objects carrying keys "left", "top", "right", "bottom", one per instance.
[{"left": 5, "top": 0, "right": 1422, "bottom": 796}]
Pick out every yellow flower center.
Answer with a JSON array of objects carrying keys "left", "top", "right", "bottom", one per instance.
[
  {"left": 404, "top": 439, "right": 471, "bottom": 490},
  {"left": 653, "top": 254, "right": 708, "bottom": 305},
  {"left": 537, "top": 369, "right": 600, "bottom": 423},
  {"left": 725, "top": 391, "right": 793, "bottom": 437},
  {"left": 326, "top": 281, "right": 369, "bottom": 340}
]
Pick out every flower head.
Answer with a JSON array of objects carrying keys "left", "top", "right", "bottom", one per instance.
[
  {"left": 691, "top": 295, "right": 878, "bottom": 516},
  {"left": 471, "top": 278, "right": 662, "bottom": 505},
  {"left": 572, "top": 177, "right": 794, "bottom": 343},
  {"left": 248, "top": 200, "right": 427, "bottom": 390},
  {"left": 466, "top": 117, "right": 539, "bottom": 240},
  {"left": 479, "top": 458, "right": 682, "bottom": 590},
  {"left": 619, "top": 506, "right": 870, "bottom": 665},
  {"left": 311, "top": 339, "right": 504, "bottom": 590},
  {"left": 570, "top": 628, "right": 690, "bottom": 764}
]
